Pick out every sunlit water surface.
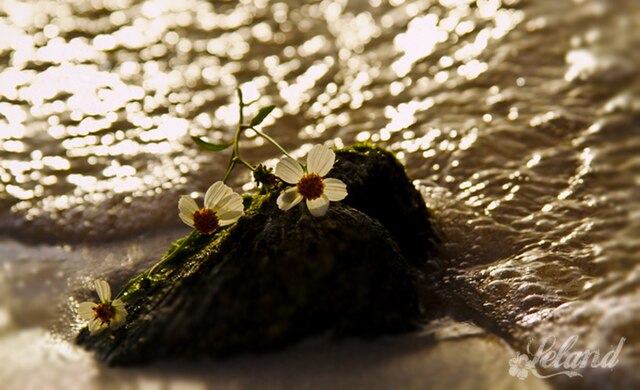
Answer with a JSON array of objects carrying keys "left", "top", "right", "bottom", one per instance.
[{"left": 1, "top": 0, "right": 639, "bottom": 388}]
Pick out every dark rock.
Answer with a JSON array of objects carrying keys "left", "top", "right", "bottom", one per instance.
[
  {"left": 332, "top": 144, "right": 436, "bottom": 266},
  {"left": 76, "top": 144, "right": 434, "bottom": 365}
]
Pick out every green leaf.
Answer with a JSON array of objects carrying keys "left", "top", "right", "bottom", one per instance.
[
  {"left": 191, "top": 136, "right": 231, "bottom": 152},
  {"left": 250, "top": 105, "right": 276, "bottom": 127}
]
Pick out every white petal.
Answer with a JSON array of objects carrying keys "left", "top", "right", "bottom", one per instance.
[
  {"left": 277, "top": 187, "right": 303, "bottom": 211},
  {"left": 307, "top": 144, "right": 335, "bottom": 177},
  {"left": 94, "top": 280, "right": 111, "bottom": 303},
  {"left": 275, "top": 157, "right": 304, "bottom": 184},
  {"left": 111, "top": 300, "right": 128, "bottom": 328},
  {"left": 179, "top": 211, "right": 194, "bottom": 228},
  {"left": 217, "top": 206, "right": 244, "bottom": 220},
  {"left": 78, "top": 302, "right": 97, "bottom": 321},
  {"left": 111, "top": 299, "right": 126, "bottom": 310},
  {"left": 323, "top": 178, "right": 348, "bottom": 201},
  {"left": 204, "top": 181, "right": 233, "bottom": 209},
  {"left": 219, "top": 210, "right": 244, "bottom": 226},
  {"left": 178, "top": 196, "right": 198, "bottom": 227},
  {"left": 206, "top": 189, "right": 243, "bottom": 225},
  {"left": 306, "top": 196, "right": 330, "bottom": 217},
  {"left": 178, "top": 195, "right": 198, "bottom": 215},
  {"left": 214, "top": 192, "right": 243, "bottom": 214},
  {"left": 88, "top": 318, "right": 104, "bottom": 334}
]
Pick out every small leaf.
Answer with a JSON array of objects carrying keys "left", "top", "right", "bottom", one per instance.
[
  {"left": 191, "top": 136, "right": 231, "bottom": 152},
  {"left": 250, "top": 105, "right": 276, "bottom": 127}
]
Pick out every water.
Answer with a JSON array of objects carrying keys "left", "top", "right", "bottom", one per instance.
[{"left": 0, "top": 0, "right": 639, "bottom": 388}]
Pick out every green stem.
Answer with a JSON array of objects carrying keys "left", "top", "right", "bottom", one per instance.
[
  {"left": 221, "top": 88, "right": 295, "bottom": 182},
  {"left": 222, "top": 160, "right": 236, "bottom": 183},
  {"left": 222, "top": 89, "right": 257, "bottom": 183},
  {"left": 235, "top": 89, "right": 244, "bottom": 158},
  {"left": 248, "top": 126, "right": 296, "bottom": 160},
  {"left": 236, "top": 157, "right": 255, "bottom": 170}
]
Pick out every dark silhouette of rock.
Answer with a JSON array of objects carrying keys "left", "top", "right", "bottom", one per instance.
[
  {"left": 76, "top": 144, "right": 434, "bottom": 365},
  {"left": 332, "top": 144, "right": 436, "bottom": 266}
]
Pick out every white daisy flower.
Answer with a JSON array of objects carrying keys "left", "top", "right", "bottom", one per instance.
[
  {"left": 77, "top": 280, "right": 127, "bottom": 334},
  {"left": 274, "top": 144, "right": 348, "bottom": 217},
  {"left": 178, "top": 181, "right": 244, "bottom": 235}
]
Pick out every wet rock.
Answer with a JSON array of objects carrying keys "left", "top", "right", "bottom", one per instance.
[{"left": 76, "top": 144, "right": 434, "bottom": 365}]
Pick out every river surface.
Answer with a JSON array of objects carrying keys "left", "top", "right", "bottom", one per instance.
[{"left": 0, "top": 0, "right": 639, "bottom": 388}]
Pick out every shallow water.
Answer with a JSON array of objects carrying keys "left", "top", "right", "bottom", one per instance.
[{"left": 1, "top": 0, "right": 639, "bottom": 388}]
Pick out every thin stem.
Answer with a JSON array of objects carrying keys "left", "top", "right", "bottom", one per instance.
[
  {"left": 236, "top": 157, "right": 255, "bottom": 170},
  {"left": 222, "top": 160, "right": 236, "bottom": 183},
  {"left": 234, "top": 89, "right": 244, "bottom": 158},
  {"left": 222, "top": 88, "right": 256, "bottom": 183},
  {"left": 249, "top": 126, "right": 296, "bottom": 160}
]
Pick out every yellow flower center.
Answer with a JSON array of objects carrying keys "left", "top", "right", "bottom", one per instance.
[
  {"left": 297, "top": 173, "right": 325, "bottom": 200},
  {"left": 93, "top": 303, "right": 115, "bottom": 326},
  {"left": 193, "top": 208, "right": 220, "bottom": 235}
]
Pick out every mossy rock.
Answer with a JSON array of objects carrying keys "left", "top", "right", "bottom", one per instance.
[{"left": 76, "top": 144, "right": 435, "bottom": 365}]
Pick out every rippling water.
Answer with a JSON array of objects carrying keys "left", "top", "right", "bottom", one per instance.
[{"left": 1, "top": 0, "right": 639, "bottom": 388}]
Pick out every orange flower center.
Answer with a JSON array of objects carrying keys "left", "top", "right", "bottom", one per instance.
[
  {"left": 297, "top": 173, "right": 325, "bottom": 200},
  {"left": 193, "top": 208, "right": 220, "bottom": 234},
  {"left": 93, "top": 303, "right": 115, "bottom": 325}
]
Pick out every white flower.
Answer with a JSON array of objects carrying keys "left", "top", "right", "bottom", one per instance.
[
  {"left": 508, "top": 353, "right": 535, "bottom": 380},
  {"left": 77, "top": 280, "right": 127, "bottom": 334},
  {"left": 274, "top": 144, "right": 348, "bottom": 217},
  {"left": 178, "top": 181, "right": 244, "bottom": 234}
]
